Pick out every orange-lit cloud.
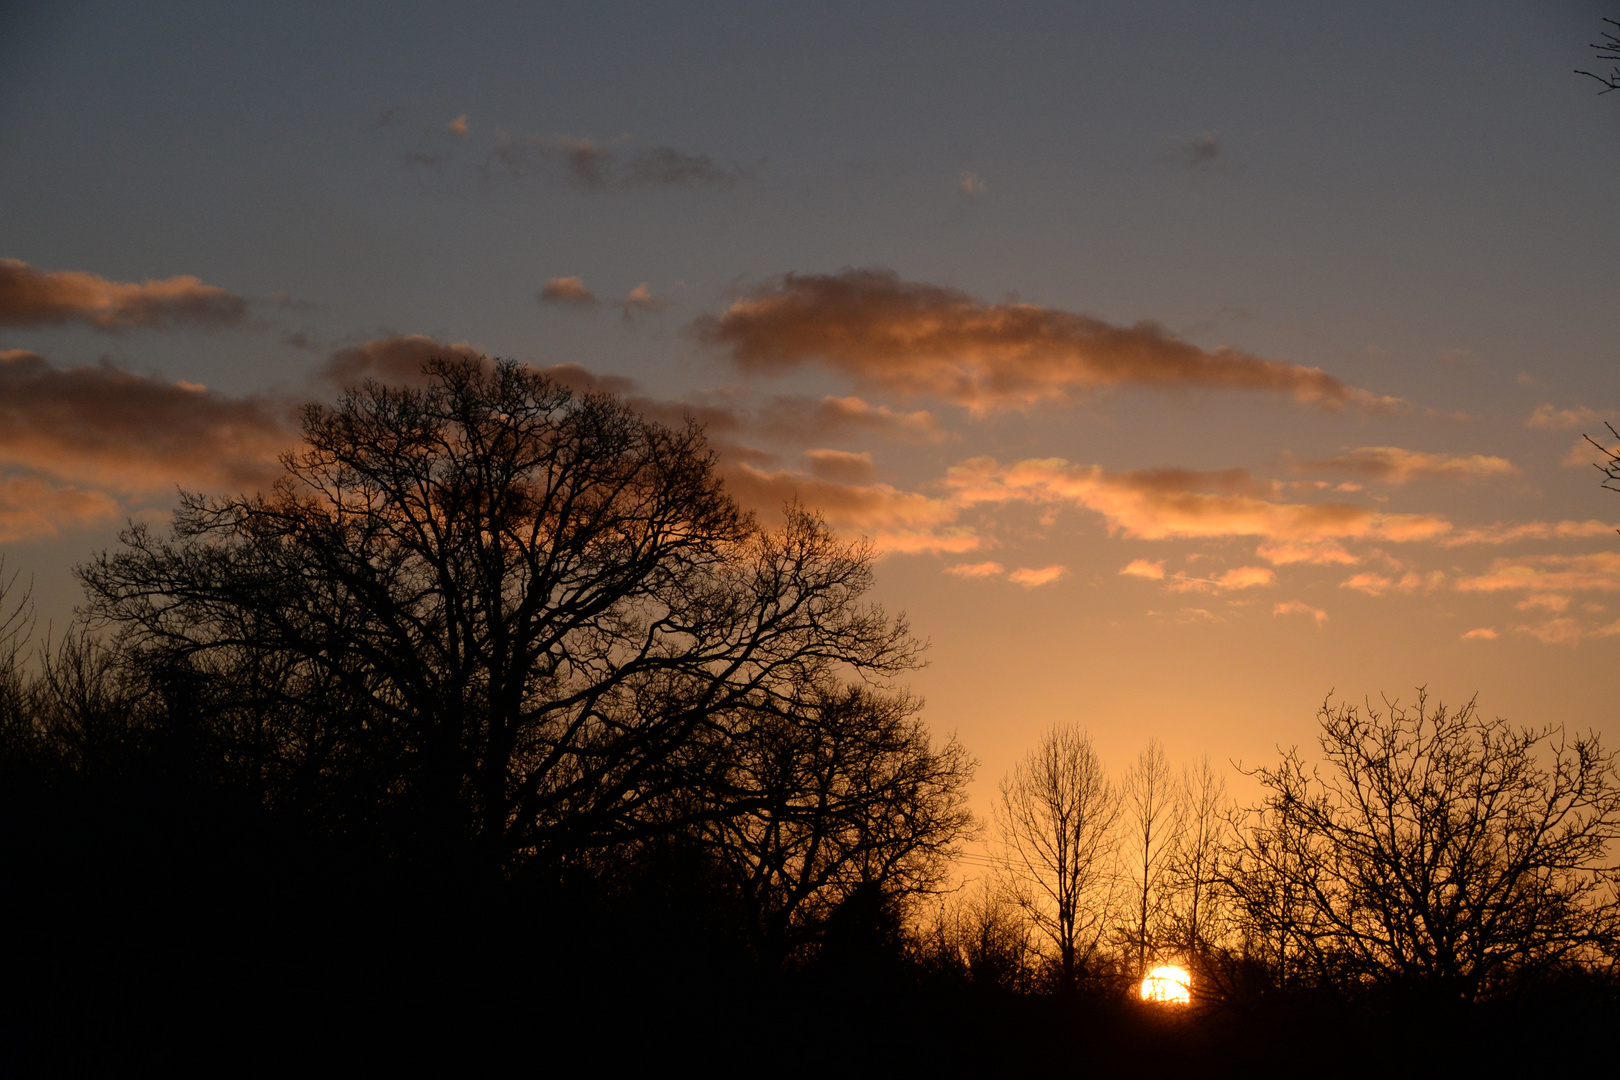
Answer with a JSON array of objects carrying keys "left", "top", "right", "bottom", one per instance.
[
  {"left": 1562, "top": 436, "right": 1619, "bottom": 468},
  {"left": 1338, "top": 570, "right": 1444, "bottom": 596},
  {"left": 1297, "top": 446, "right": 1518, "bottom": 484},
  {"left": 804, "top": 449, "right": 875, "bottom": 484},
  {"left": 0, "top": 258, "right": 247, "bottom": 331},
  {"left": 0, "top": 475, "right": 121, "bottom": 543},
  {"left": 0, "top": 350, "right": 294, "bottom": 496},
  {"left": 1453, "top": 552, "right": 1620, "bottom": 596},
  {"left": 539, "top": 277, "right": 598, "bottom": 306},
  {"left": 1120, "top": 558, "right": 1166, "bottom": 580},
  {"left": 622, "top": 283, "right": 671, "bottom": 319},
  {"left": 1008, "top": 565, "right": 1068, "bottom": 588},
  {"left": 719, "top": 461, "right": 977, "bottom": 554},
  {"left": 947, "top": 561, "right": 1005, "bottom": 579},
  {"left": 1440, "top": 520, "right": 1620, "bottom": 546},
  {"left": 1255, "top": 541, "right": 1359, "bottom": 565},
  {"left": 319, "top": 334, "right": 490, "bottom": 387},
  {"left": 1460, "top": 627, "right": 1499, "bottom": 641},
  {"left": 694, "top": 269, "right": 1401, "bottom": 413},
  {"left": 944, "top": 457, "right": 1452, "bottom": 543},
  {"left": 1526, "top": 403, "right": 1613, "bottom": 430},
  {"left": 1166, "top": 566, "right": 1276, "bottom": 593},
  {"left": 1273, "top": 600, "right": 1328, "bottom": 626},
  {"left": 754, "top": 395, "right": 945, "bottom": 443},
  {"left": 447, "top": 114, "right": 469, "bottom": 135}
]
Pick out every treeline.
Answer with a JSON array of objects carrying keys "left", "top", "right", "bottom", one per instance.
[
  {"left": 921, "top": 708, "right": 1620, "bottom": 1013},
  {"left": 3, "top": 358, "right": 1618, "bottom": 1070}
]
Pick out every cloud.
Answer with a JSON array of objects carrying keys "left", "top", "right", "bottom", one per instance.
[
  {"left": 947, "top": 561, "right": 1005, "bottom": 579},
  {"left": 539, "top": 277, "right": 598, "bottom": 307},
  {"left": 317, "top": 338, "right": 643, "bottom": 409},
  {"left": 804, "top": 449, "right": 875, "bottom": 484},
  {"left": 754, "top": 395, "right": 945, "bottom": 444},
  {"left": 1439, "top": 519, "right": 1620, "bottom": 546},
  {"left": 0, "top": 475, "right": 122, "bottom": 543},
  {"left": 693, "top": 269, "right": 1399, "bottom": 413},
  {"left": 1273, "top": 600, "right": 1328, "bottom": 627},
  {"left": 1297, "top": 446, "right": 1518, "bottom": 484},
  {"left": 1008, "top": 565, "right": 1068, "bottom": 588},
  {"left": 1562, "top": 436, "right": 1619, "bottom": 468},
  {"left": 1166, "top": 566, "right": 1276, "bottom": 593},
  {"left": 959, "top": 172, "right": 986, "bottom": 198},
  {"left": 1526, "top": 404, "right": 1613, "bottom": 430},
  {"left": 1338, "top": 570, "right": 1444, "bottom": 596},
  {"left": 318, "top": 334, "right": 489, "bottom": 387},
  {"left": 1120, "top": 558, "right": 1165, "bottom": 580},
  {"left": 447, "top": 114, "right": 469, "bottom": 136},
  {"left": 1182, "top": 131, "right": 1220, "bottom": 168},
  {"left": 0, "top": 258, "right": 247, "bottom": 331},
  {"left": 719, "top": 461, "right": 977, "bottom": 555},
  {"left": 1460, "top": 627, "right": 1499, "bottom": 641},
  {"left": 0, "top": 350, "right": 295, "bottom": 496},
  {"left": 1255, "top": 541, "right": 1359, "bottom": 565},
  {"left": 944, "top": 457, "right": 1452, "bottom": 543},
  {"left": 1453, "top": 552, "right": 1620, "bottom": 596},
  {"left": 622, "top": 283, "right": 671, "bottom": 320},
  {"left": 486, "top": 135, "right": 748, "bottom": 191}
]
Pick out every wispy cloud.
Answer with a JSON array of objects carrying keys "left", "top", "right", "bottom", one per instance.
[
  {"left": 1008, "top": 565, "right": 1068, "bottom": 588},
  {"left": 719, "top": 461, "right": 976, "bottom": 555},
  {"left": 1273, "top": 600, "right": 1328, "bottom": 627},
  {"left": 1120, "top": 558, "right": 1166, "bottom": 580},
  {"left": 485, "top": 135, "right": 749, "bottom": 191},
  {"left": 1526, "top": 403, "right": 1613, "bottom": 430},
  {"left": 621, "top": 283, "right": 671, "bottom": 320},
  {"left": 1182, "top": 131, "right": 1220, "bottom": 169},
  {"left": 947, "top": 561, "right": 1005, "bottom": 579},
  {"left": 943, "top": 457, "right": 1451, "bottom": 543},
  {"left": 694, "top": 269, "right": 1400, "bottom": 413},
  {"left": 0, "top": 258, "right": 247, "bottom": 331},
  {"left": 1296, "top": 446, "right": 1518, "bottom": 484},
  {"left": 0, "top": 475, "right": 121, "bottom": 543},
  {"left": 0, "top": 350, "right": 294, "bottom": 497},
  {"left": 539, "top": 277, "right": 598, "bottom": 307}
]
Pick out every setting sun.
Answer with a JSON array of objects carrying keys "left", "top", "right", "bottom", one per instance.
[{"left": 1139, "top": 966, "right": 1192, "bottom": 1005}]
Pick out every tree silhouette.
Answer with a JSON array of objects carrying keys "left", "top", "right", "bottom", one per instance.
[
  {"left": 1576, "top": 18, "right": 1620, "bottom": 92},
  {"left": 697, "top": 680, "right": 974, "bottom": 964},
  {"left": 1123, "top": 738, "right": 1182, "bottom": 978},
  {"left": 79, "top": 357, "right": 921, "bottom": 874},
  {"left": 994, "top": 724, "right": 1121, "bottom": 990},
  {"left": 1229, "top": 690, "right": 1620, "bottom": 1003},
  {"left": 1164, "top": 754, "right": 1231, "bottom": 966}
]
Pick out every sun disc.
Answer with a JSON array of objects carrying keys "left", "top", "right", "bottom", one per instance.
[{"left": 1139, "top": 965, "right": 1191, "bottom": 1005}]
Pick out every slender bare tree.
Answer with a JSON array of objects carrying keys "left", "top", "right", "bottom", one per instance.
[
  {"left": 1165, "top": 754, "right": 1231, "bottom": 964},
  {"left": 995, "top": 724, "right": 1121, "bottom": 990},
  {"left": 1123, "top": 738, "right": 1183, "bottom": 976}
]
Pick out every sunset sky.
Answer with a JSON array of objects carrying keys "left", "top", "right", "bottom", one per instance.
[{"left": 4, "top": 1, "right": 1620, "bottom": 820}]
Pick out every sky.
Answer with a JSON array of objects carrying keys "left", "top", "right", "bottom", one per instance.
[{"left": 3, "top": 1, "right": 1620, "bottom": 824}]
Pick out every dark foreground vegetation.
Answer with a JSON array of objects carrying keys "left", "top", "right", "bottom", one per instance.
[{"left": 3, "top": 358, "right": 1619, "bottom": 1073}]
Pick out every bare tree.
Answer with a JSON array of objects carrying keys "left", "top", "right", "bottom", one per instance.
[
  {"left": 79, "top": 358, "right": 920, "bottom": 873},
  {"left": 1123, "top": 738, "right": 1183, "bottom": 977},
  {"left": 994, "top": 724, "right": 1121, "bottom": 990},
  {"left": 1230, "top": 690, "right": 1620, "bottom": 1002},
  {"left": 696, "top": 681, "right": 975, "bottom": 964},
  {"left": 1165, "top": 754, "right": 1231, "bottom": 963},
  {"left": 1576, "top": 17, "right": 1620, "bottom": 92}
]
